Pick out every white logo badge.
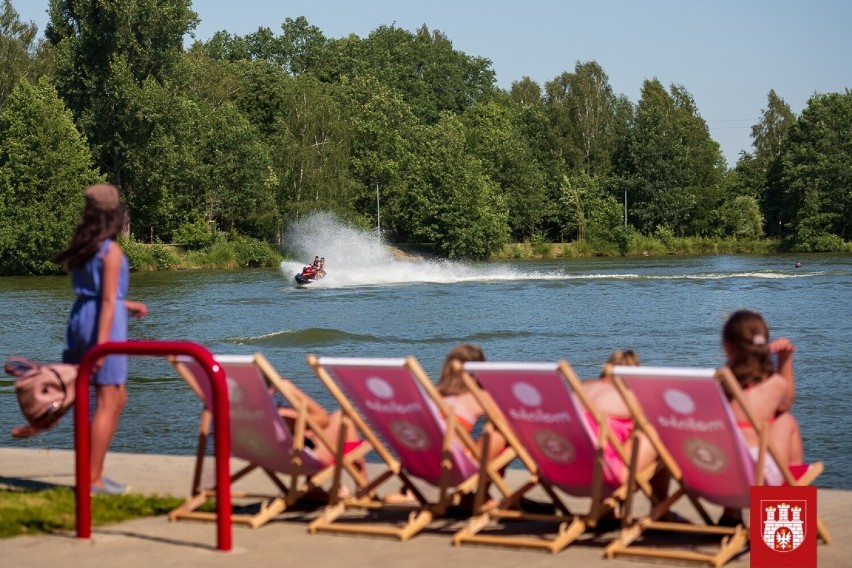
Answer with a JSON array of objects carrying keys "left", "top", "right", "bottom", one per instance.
[
  {"left": 512, "top": 381, "right": 542, "bottom": 406},
  {"left": 366, "top": 377, "right": 394, "bottom": 399},
  {"left": 226, "top": 378, "right": 243, "bottom": 403},
  {"left": 663, "top": 388, "right": 695, "bottom": 414}
]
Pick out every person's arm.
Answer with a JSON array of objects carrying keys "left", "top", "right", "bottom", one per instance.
[
  {"left": 125, "top": 299, "right": 148, "bottom": 318},
  {"left": 280, "top": 379, "right": 330, "bottom": 428},
  {"left": 95, "top": 242, "right": 121, "bottom": 370},
  {"left": 769, "top": 336, "right": 796, "bottom": 411}
]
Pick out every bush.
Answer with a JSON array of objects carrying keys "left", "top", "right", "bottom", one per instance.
[
  {"left": 196, "top": 236, "right": 282, "bottom": 268},
  {"left": 792, "top": 232, "right": 846, "bottom": 253},
  {"left": 172, "top": 218, "right": 221, "bottom": 249},
  {"left": 119, "top": 239, "right": 179, "bottom": 271},
  {"left": 653, "top": 225, "right": 675, "bottom": 247},
  {"left": 613, "top": 225, "right": 633, "bottom": 255},
  {"left": 231, "top": 235, "right": 282, "bottom": 267}
]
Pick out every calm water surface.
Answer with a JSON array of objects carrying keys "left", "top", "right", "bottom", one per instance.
[{"left": 1, "top": 254, "right": 850, "bottom": 487}]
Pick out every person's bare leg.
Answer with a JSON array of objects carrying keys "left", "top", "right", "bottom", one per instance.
[
  {"left": 90, "top": 385, "right": 126, "bottom": 485},
  {"left": 769, "top": 412, "right": 803, "bottom": 465},
  {"left": 313, "top": 410, "right": 363, "bottom": 470},
  {"left": 631, "top": 433, "right": 675, "bottom": 515}
]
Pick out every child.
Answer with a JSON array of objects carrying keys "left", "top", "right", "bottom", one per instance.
[
  {"left": 275, "top": 379, "right": 363, "bottom": 470},
  {"left": 55, "top": 183, "right": 148, "bottom": 495},
  {"left": 585, "top": 350, "right": 658, "bottom": 482},
  {"left": 383, "top": 343, "right": 506, "bottom": 505},
  {"left": 722, "top": 309, "right": 803, "bottom": 476},
  {"left": 717, "top": 309, "right": 803, "bottom": 525}
]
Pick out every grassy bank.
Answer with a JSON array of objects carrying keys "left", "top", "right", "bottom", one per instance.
[
  {"left": 494, "top": 236, "right": 799, "bottom": 260},
  {"left": 120, "top": 236, "right": 283, "bottom": 271},
  {"left": 115, "top": 234, "right": 849, "bottom": 271},
  {"left": 0, "top": 486, "right": 187, "bottom": 538}
]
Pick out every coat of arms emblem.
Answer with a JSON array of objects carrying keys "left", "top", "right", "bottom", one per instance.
[{"left": 760, "top": 500, "right": 807, "bottom": 552}]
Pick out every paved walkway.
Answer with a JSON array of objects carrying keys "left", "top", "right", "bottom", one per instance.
[{"left": 0, "top": 447, "right": 848, "bottom": 567}]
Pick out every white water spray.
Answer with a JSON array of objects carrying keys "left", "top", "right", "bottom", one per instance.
[
  {"left": 279, "top": 212, "right": 818, "bottom": 288},
  {"left": 279, "top": 212, "right": 522, "bottom": 287}
]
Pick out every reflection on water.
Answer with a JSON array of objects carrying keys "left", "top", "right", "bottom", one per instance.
[{"left": 1, "top": 252, "right": 850, "bottom": 488}]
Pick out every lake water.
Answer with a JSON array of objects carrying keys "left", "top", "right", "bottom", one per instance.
[{"left": 1, "top": 226, "right": 850, "bottom": 488}]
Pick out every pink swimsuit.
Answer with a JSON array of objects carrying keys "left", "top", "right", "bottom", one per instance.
[{"left": 583, "top": 412, "right": 634, "bottom": 483}]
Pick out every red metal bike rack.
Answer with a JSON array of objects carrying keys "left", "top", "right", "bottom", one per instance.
[{"left": 75, "top": 341, "right": 232, "bottom": 551}]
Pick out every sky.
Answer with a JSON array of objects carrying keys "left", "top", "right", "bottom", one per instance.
[{"left": 14, "top": 1, "right": 852, "bottom": 166}]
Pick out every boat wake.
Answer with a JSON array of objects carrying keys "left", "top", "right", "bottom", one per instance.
[
  {"left": 280, "top": 212, "right": 526, "bottom": 287},
  {"left": 279, "top": 213, "right": 822, "bottom": 288}
]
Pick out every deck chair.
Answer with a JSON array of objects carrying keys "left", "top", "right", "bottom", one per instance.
[
  {"left": 168, "top": 353, "right": 370, "bottom": 529},
  {"left": 451, "top": 360, "right": 657, "bottom": 553},
  {"left": 604, "top": 365, "right": 830, "bottom": 567},
  {"left": 306, "top": 355, "right": 516, "bottom": 541}
]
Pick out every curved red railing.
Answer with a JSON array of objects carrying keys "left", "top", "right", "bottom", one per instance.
[{"left": 75, "top": 341, "right": 232, "bottom": 551}]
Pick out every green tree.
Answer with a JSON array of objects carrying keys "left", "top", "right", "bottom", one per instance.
[
  {"left": 719, "top": 195, "right": 764, "bottom": 239},
  {"left": 510, "top": 76, "right": 543, "bottom": 108},
  {"left": 201, "top": 16, "right": 327, "bottom": 75},
  {"left": 268, "top": 75, "right": 355, "bottom": 222},
  {"left": 191, "top": 101, "right": 277, "bottom": 240},
  {"left": 568, "top": 61, "right": 620, "bottom": 174},
  {"left": 1, "top": 0, "right": 53, "bottom": 106},
  {"left": 619, "top": 79, "right": 724, "bottom": 236},
  {"left": 555, "top": 171, "right": 623, "bottom": 244},
  {"left": 106, "top": 62, "right": 203, "bottom": 241},
  {"left": 403, "top": 114, "right": 509, "bottom": 258},
  {"left": 461, "top": 97, "right": 547, "bottom": 241},
  {"left": 46, "top": 0, "right": 198, "bottom": 230},
  {"left": 779, "top": 91, "right": 852, "bottom": 247},
  {"left": 749, "top": 90, "right": 796, "bottom": 236},
  {"left": 509, "top": 78, "right": 566, "bottom": 241},
  {"left": 276, "top": 16, "right": 327, "bottom": 75},
  {"left": 338, "top": 75, "right": 418, "bottom": 237},
  {"left": 0, "top": 79, "right": 100, "bottom": 275},
  {"left": 544, "top": 61, "right": 623, "bottom": 176},
  {"left": 319, "top": 24, "right": 496, "bottom": 124}
]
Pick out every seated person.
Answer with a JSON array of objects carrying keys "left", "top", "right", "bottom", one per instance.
[
  {"left": 275, "top": 378, "right": 363, "bottom": 471},
  {"left": 318, "top": 257, "right": 326, "bottom": 276},
  {"left": 436, "top": 343, "right": 506, "bottom": 461},
  {"left": 585, "top": 349, "right": 670, "bottom": 506},
  {"left": 384, "top": 343, "right": 506, "bottom": 505},
  {"left": 583, "top": 350, "right": 654, "bottom": 477},
  {"left": 718, "top": 309, "right": 803, "bottom": 524}
]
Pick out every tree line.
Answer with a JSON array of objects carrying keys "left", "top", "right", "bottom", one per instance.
[{"left": 1, "top": 0, "right": 849, "bottom": 275}]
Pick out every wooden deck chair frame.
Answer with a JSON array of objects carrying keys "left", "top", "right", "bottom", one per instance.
[
  {"left": 452, "top": 360, "right": 658, "bottom": 554},
  {"left": 306, "top": 354, "right": 516, "bottom": 541},
  {"left": 168, "top": 353, "right": 370, "bottom": 529},
  {"left": 604, "top": 364, "right": 830, "bottom": 567}
]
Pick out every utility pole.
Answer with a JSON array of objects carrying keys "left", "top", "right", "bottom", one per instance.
[{"left": 376, "top": 183, "right": 381, "bottom": 237}]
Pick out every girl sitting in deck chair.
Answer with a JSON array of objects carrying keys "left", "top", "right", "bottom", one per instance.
[{"left": 718, "top": 309, "right": 804, "bottom": 524}]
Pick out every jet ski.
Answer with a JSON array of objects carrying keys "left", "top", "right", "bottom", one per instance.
[{"left": 295, "top": 265, "right": 325, "bottom": 285}]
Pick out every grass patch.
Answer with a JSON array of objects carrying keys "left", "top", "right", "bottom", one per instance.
[
  {"left": 0, "top": 486, "right": 187, "bottom": 538},
  {"left": 122, "top": 236, "right": 283, "bottom": 271},
  {"left": 493, "top": 235, "right": 787, "bottom": 259}
]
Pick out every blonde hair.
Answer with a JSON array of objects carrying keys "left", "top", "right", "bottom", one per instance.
[
  {"left": 600, "top": 349, "right": 640, "bottom": 378},
  {"left": 436, "top": 343, "right": 485, "bottom": 396}
]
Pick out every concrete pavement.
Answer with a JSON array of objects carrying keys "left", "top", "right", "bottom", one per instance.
[{"left": 0, "top": 447, "right": 849, "bottom": 567}]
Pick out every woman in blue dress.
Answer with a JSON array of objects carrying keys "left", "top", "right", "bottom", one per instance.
[{"left": 55, "top": 183, "right": 148, "bottom": 494}]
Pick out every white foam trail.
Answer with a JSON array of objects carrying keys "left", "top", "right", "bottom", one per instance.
[
  {"left": 280, "top": 212, "right": 528, "bottom": 287},
  {"left": 278, "top": 212, "right": 819, "bottom": 287}
]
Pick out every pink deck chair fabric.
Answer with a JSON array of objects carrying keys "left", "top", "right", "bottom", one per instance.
[
  {"left": 612, "top": 365, "right": 766, "bottom": 509},
  {"left": 464, "top": 361, "right": 622, "bottom": 496},
  {"left": 316, "top": 357, "right": 478, "bottom": 486},
  {"left": 179, "top": 355, "right": 328, "bottom": 475}
]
